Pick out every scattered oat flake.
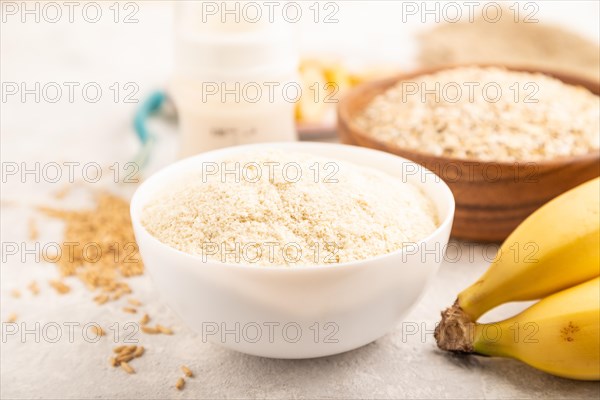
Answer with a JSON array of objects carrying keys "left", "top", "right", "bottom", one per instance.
[
  {"left": 27, "top": 281, "right": 40, "bottom": 295},
  {"left": 124, "top": 345, "right": 138, "bottom": 353},
  {"left": 122, "top": 307, "right": 137, "bottom": 314},
  {"left": 91, "top": 325, "right": 105, "bottom": 337},
  {"left": 28, "top": 217, "right": 39, "bottom": 240},
  {"left": 141, "top": 325, "right": 160, "bottom": 335},
  {"left": 49, "top": 280, "right": 70, "bottom": 294},
  {"left": 39, "top": 193, "right": 143, "bottom": 295},
  {"left": 113, "top": 345, "right": 128, "bottom": 353},
  {"left": 181, "top": 365, "right": 193, "bottom": 378},
  {"left": 139, "top": 313, "right": 150, "bottom": 325},
  {"left": 120, "top": 361, "right": 135, "bottom": 374},
  {"left": 53, "top": 186, "right": 71, "bottom": 200},
  {"left": 116, "top": 353, "right": 134, "bottom": 363},
  {"left": 133, "top": 346, "right": 145, "bottom": 358},
  {"left": 157, "top": 325, "right": 174, "bottom": 335},
  {"left": 110, "top": 345, "right": 144, "bottom": 371},
  {"left": 127, "top": 298, "right": 142, "bottom": 306},
  {"left": 121, "top": 285, "right": 133, "bottom": 294},
  {"left": 175, "top": 377, "right": 185, "bottom": 390},
  {"left": 6, "top": 313, "right": 17, "bottom": 323},
  {"left": 94, "top": 294, "right": 109, "bottom": 305},
  {"left": 140, "top": 324, "right": 172, "bottom": 335},
  {"left": 114, "top": 345, "right": 137, "bottom": 354},
  {"left": 10, "top": 289, "right": 21, "bottom": 298}
]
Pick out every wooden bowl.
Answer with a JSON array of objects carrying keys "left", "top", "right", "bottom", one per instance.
[{"left": 338, "top": 65, "right": 600, "bottom": 242}]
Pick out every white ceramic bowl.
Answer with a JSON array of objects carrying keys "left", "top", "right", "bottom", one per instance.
[{"left": 130, "top": 142, "right": 455, "bottom": 359}]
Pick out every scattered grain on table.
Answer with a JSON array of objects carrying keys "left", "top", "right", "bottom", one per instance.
[
  {"left": 110, "top": 345, "right": 145, "bottom": 374},
  {"left": 90, "top": 325, "right": 105, "bottom": 337},
  {"left": 141, "top": 324, "right": 173, "bottom": 335},
  {"left": 93, "top": 293, "right": 109, "bottom": 305},
  {"left": 127, "top": 298, "right": 142, "bottom": 306},
  {"left": 132, "top": 346, "right": 144, "bottom": 358},
  {"left": 53, "top": 186, "right": 71, "bottom": 200},
  {"left": 39, "top": 192, "right": 143, "bottom": 301},
  {"left": 27, "top": 281, "right": 39, "bottom": 295},
  {"left": 21, "top": 190, "right": 192, "bottom": 382},
  {"left": 139, "top": 313, "right": 150, "bottom": 325},
  {"left": 181, "top": 365, "right": 193, "bottom": 378},
  {"left": 28, "top": 217, "right": 39, "bottom": 241},
  {"left": 49, "top": 280, "right": 70, "bottom": 294},
  {"left": 120, "top": 361, "right": 135, "bottom": 374}
]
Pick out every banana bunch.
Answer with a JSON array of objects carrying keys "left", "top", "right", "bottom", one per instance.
[
  {"left": 296, "top": 59, "right": 357, "bottom": 126},
  {"left": 295, "top": 59, "right": 398, "bottom": 126},
  {"left": 435, "top": 177, "right": 600, "bottom": 380}
]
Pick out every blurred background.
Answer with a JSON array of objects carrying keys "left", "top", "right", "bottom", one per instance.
[{"left": 2, "top": 0, "right": 599, "bottom": 188}]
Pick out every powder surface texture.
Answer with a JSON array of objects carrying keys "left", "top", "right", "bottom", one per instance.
[{"left": 142, "top": 150, "right": 438, "bottom": 266}]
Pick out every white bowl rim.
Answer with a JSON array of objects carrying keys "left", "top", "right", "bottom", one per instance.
[{"left": 130, "top": 142, "right": 455, "bottom": 273}]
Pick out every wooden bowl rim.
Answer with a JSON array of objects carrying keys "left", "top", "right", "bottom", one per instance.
[{"left": 338, "top": 63, "right": 600, "bottom": 169}]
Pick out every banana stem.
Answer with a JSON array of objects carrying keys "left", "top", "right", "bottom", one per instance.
[
  {"left": 457, "top": 283, "right": 501, "bottom": 321},
  {"left": 434, "top": 300, "right": 476, "bottom": 353}
]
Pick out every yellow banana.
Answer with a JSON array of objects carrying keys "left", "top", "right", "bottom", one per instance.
[
  {"left": 437, "top": 277, "right": 600, "bottom": 380},
  {"left": 459, "top": 177, "right": 600, "bottom": 320}
]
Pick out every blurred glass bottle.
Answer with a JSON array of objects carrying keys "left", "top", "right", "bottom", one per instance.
[{"left": 172, "top": 1, "right": 299, "bottom": 157}]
